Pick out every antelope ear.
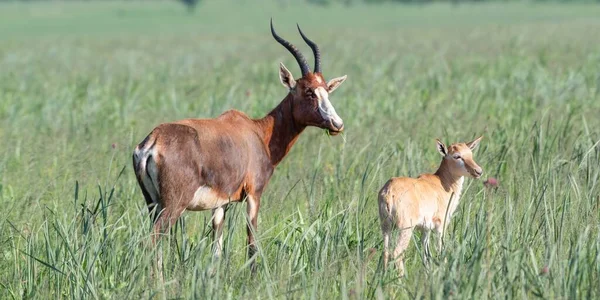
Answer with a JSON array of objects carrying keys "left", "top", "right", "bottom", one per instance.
[
  {"left": 436, "top": 139, "right": 447, "bottom": 156},
  {"left": 326, "top": 75, "right": 347, "bottom": 93},
  {"left": 466, "top": 136, "right": 483, "bottom": 151},
  {"left": 279, "top": 62, "right": 296, "bottom": 90}
]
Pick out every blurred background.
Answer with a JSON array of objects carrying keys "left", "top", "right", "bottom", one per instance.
[{"left": 1, "top": 0, "right": 599, "bottom": 299}]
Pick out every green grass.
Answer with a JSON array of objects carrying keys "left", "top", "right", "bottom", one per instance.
[{"left": 1, "top": 0, "right": 600, "bottom": 298}]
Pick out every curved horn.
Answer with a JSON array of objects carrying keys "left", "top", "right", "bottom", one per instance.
[
  {"left": 271, "top": 18, "right": 310, "bottom": 76},
  {"left": 297, "top": 24, "right": 321, "bottom": 74}
]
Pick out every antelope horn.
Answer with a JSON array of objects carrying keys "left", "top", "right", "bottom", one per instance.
[
  {"left": 297, "top": 24, "right": 321, "bottom": 74},
  {"left": 271, "top": 18, "right": 310, "bottom": 76}
]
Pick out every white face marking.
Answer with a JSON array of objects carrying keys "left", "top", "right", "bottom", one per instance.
[
  {"left": 314, "top": 87, "right": 343, "bottom": 127},
  {"left": 187, "top": 186, "right": 230, "bottom": 211}
]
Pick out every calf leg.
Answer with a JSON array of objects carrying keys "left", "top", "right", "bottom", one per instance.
[
  {"left": 433, "top": 217, "right": 448, "bottom": 265},
  {"left": 433, "top": 217, "right": 445, "bottom": 254},
  {"left": 379, "top": 210, "right": 393, "bottom": 270},
  {"left": 392, "top": 227, "right": 414, "bottom": 277},
  {"left": 421, "top": 229, "right": 431, "bottom": 266},
  {"left": 378, "top": 199, "right": 394, "bottom": 270},
  {"left": 382, "top": 230, "right": 390, "bottom": 270}
]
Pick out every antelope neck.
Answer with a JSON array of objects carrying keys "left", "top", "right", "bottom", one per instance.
[
  {"left": 254, "top": 93, "right": 306, "bottom": 166},
  {"left": 434, "top": 158, "right": 465, "bottom": 196}
]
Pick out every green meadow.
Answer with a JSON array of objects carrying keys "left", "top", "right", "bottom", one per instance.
[{"left": 1, "top": 1, "right": 599, "bottom": 298}]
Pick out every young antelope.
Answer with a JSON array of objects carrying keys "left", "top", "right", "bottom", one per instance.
[{"left": 378, "top": 137, "right": 483, "bottom": 276}]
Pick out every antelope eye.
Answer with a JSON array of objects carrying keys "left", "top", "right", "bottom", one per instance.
[{"left": 453, "top": 154, "right": 462, "bottom": 160}]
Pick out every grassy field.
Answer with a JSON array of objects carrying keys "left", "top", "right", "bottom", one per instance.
[{"left": 1, "top": 0, "right": 600, "bottom": 298}]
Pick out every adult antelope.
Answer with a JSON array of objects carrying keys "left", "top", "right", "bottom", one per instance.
[
  {"left": 132, "top": 20, "right": 348, "bottom": 273},
  {"left": 378, "top": 137, "right": 483, "bottom": 276}
]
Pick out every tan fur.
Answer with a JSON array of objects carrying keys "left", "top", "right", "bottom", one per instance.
[{"left": 378, "top": 137, "right": 483, "bottom": 276}]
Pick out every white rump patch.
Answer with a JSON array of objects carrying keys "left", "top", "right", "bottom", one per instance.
[
  {"left": 187, "top": 186, "right": 230, "bottom": 211},
  {"left": 146, "top": 148, "right": 160, "bottom": 195},
  {"left": 134, "top": 144, "right": 160, "bottom": 207},
  {"left": 314, "top": 87, "right": 343, "bottom": 126}
]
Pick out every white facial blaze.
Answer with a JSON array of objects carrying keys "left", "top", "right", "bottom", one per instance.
[{"left": 314, "top": 87, "right": 343, "bottom": 127}]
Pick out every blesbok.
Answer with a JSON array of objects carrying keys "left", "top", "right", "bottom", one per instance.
[
  {"left": 132, "top": 20, "right": 348, "bottom": 273},
  {"left": 378, "top": 137, "right": 483, "bottom": 276}
]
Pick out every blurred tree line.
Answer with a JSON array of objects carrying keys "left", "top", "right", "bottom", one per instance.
[
  {"left": 307, "top": 0, "right": 600, "bottom": 3},
  {"left": 1, "top": 0, "right": 598, "bottom": 13}
]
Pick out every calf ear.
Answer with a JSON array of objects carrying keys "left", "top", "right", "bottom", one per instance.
[
  {"left": 279, "top": 62, "right": 296, "bottom": 90},
  {"left": 326, "top": 75, "right": 347, "bottom": 93},
  {"left": 466, "top": 136, "right": 483, "bottom": 151},
  {"left": 436, "top": 139, "right": 447, "bottom": 156}
]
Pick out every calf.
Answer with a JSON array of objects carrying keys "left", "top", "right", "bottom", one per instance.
[{"left": 378, "top": 137, "right": 483, "bottom": 276}]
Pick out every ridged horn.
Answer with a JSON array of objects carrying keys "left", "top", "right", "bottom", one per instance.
[
  {"left": 271, "top": 18, "right": 310, "bottom": 76},
  {"left": 297, "top": 24, "right": 321, "bottom": 74}
]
